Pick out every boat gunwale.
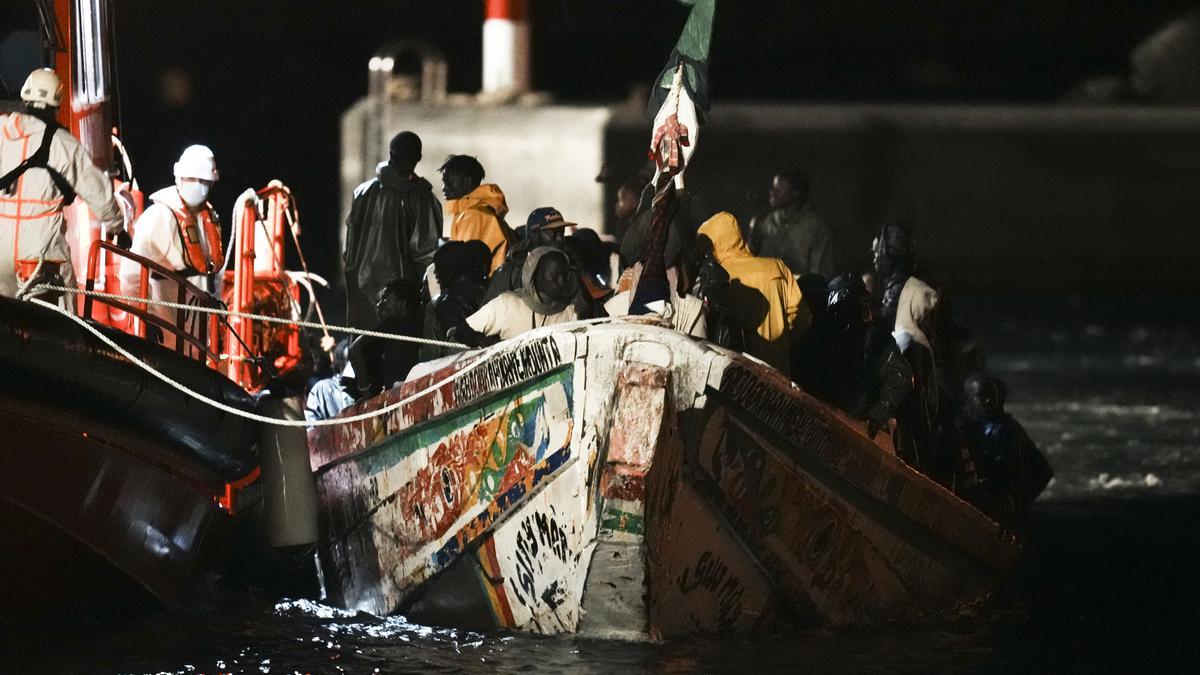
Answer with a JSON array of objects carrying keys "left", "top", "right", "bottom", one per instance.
[
  {"left": 313, "top": 362, "right": 576, "bottom": 478},
  {"left": 699, "top": 394, "right": 1017, "bottom": 577}
]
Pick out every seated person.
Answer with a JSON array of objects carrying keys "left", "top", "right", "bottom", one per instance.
[
  {"left": 349, "top": 279, "right": 423, "bottom": 397},
  {"left": 821, "top": 273, "right": 913, "bottom": 439},
  {"left": 961, "top": 374, "right": 1054, "bottom": 526},
  {"left": 454, "top": 247, "right": 580, "bottom": 345},
  {"left": 421, "top": 240, "right": 491, "bottom": 361},
  {"left": 681, "top": 233, "right": 739, "bottom": 350},
  {"left": 562, "top": 235, "right": 613, "bottom": 320},
  {"left": 482, "top": 207, "right": 573, "bottom": 303},
  {"left": 305, "top": 339, "right": 357, "bottom": 426},
  {"left": 604, "top": 259, "right": 705, "bottom": 337},
  {"left": 565, "top": 227, "right": 619, "bottom": 297}
]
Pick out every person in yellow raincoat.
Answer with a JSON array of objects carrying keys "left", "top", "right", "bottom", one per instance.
[
  {"left": 696, "top": 211, "right": 809, "bottom": 374},
  {"left": 438, "top": 155, "right": 513, "bottom": 273}
]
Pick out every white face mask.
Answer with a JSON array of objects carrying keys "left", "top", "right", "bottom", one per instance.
[{"left": 178, "top": 181, "right": 210, "bottom": 208}]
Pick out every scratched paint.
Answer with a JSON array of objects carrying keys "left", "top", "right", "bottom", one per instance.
[
  {"left": 488, "top": 463, "right": 597, "bottom": 633},
  {"left": 674, "top": 550, "right": 748, "bottom": 632},
  {"left": 317, "top": 367, "right": 574, "bottom": 615},
  {"left": 511, "top": 509, "right": 571, "bottom": 607},
  {"left": 692, "top": 404, "right": 987, "bottom": 624},
  {"left": 452, "top": 337, "right": 563, "bottom": 405},
  {"left": 309, "top": 335, "right": 570, "bottom": 471},
  {"left": 643, "top": 378, "right": 776, "bottom": 638},
  {"left": 311, "top": 321, "right": 1020, "bottom": 638},
  {"left": 713, "top": 361, "right": 1018, "bottom": 576}
]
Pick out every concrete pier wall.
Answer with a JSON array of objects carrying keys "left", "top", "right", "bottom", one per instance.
[
  {"left": 342, "top": 99, "right": 611, "bottom": 241},
  {"left": 344, "top": 100, "right": 1200, "bottom": 288}
]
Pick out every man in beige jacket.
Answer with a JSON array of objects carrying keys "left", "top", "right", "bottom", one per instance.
[{"left": 0, "top": 68, "right": 126, "bottom": 307}]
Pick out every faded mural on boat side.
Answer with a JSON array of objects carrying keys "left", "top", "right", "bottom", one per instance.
[
  {"left": 638, "top": 362, "right": 777, "bottom": 638},
  {"left": 699, "top": 360, "right": 1008, "bottom": 623},
  {"left": 316, "top": 364, "right": 576, "bottom": 616},
  {"left": 308, "top": 335, "right": 569, "bottom": 471}
]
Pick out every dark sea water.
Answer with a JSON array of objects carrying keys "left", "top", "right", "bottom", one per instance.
[{"left": 6, "top": 291, "right": 1200, "bottom": 674}]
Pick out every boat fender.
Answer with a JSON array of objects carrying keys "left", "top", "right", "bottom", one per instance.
[{"left": 257, "top": 395, "right": 318, "bottom": 548}]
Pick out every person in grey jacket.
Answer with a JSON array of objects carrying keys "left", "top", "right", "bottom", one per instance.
[
  {"left": 748, "top": 169, "right": 833, "bottom": 278},
  {"left": 343, "top": 131, "right": 441, "bottom": 328}
]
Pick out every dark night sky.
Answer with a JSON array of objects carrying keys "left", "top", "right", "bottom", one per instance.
[{"left": 8, "top": 1, "right": 1198, "bottom": 278}]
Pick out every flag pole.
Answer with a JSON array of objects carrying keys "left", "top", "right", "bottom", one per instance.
[{"left": 630, "top": 1, "right": 715, "bottom": 313}]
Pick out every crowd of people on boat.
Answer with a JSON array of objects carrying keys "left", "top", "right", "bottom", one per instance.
[
  {"left": 0, "top": 69, "right": 1049, "bottom": 529},
  {"left": 309, "top": 129, "right": 1053, "bottom": 527}
]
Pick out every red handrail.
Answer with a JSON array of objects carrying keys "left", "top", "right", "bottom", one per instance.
[
  {"left": 83, "top": 240, "right": 223, "bottom": 366},
  {"left": 225, "top": 184, "right": 304, "bottom": 390},
  {"left": 81, "top": 182, "right": 307, "bottom": 394}
]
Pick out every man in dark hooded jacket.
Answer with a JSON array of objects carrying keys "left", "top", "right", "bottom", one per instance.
[
  {"left": 343, "top": 131, "right": 442, "bottom": 328},
  {"left": 454, "top": 247, "right": 581, "bottom": 346},
  {"left": 822, "top": 273, "right": 913, "bottom": 439},
  {"left": 421, "top": 240, "right": 491, "bottom": 361}
]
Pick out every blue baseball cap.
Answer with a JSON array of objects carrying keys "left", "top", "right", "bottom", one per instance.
[{"left": 525, "top": 206, "right": 576, "bottom": 231}]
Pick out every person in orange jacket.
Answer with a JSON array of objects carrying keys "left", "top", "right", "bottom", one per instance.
[
  {"left": 696, "top": 211, "right": 809, "bottom": 374},
  {"left": 438, "top": 155, "right": 513, "bottom": 273}
]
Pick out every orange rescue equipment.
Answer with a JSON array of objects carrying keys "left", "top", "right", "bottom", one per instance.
[{"left": 165, "top": 201, "right": 223, "bottom": 276}]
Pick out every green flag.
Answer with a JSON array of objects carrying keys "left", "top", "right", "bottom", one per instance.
[{"left": 648, "top": 0, "right": 716, "bottom": 123}]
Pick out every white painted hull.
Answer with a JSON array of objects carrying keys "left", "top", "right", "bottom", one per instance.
[{"left": 308, "top": 319, "right": 1018, "bottom": 639}]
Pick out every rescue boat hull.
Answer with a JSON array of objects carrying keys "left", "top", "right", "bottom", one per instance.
[
  {"left": 309, "top": 320, "right": 1019, "bottom": 639},
  {"left": 0, "top": 297, "right": 259, "bottom": 612},
  {"left": 0, "top": 396, "right": 235, "bottom": 614}
]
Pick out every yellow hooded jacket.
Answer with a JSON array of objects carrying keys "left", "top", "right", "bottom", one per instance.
[
  {"left": 697, "top": 211, "right": 809, "bottom": 373},
  {"left": 447, "top": 184, "right": 513, "bottom": 273}
]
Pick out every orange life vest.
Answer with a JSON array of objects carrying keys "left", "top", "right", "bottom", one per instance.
[{"left": 166, "top": 202, "right": 222, "bottom": 276}]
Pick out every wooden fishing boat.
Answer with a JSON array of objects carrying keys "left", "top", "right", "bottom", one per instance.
[{"left": 309, "top": 319, "right": 1020, "bottom": 639}]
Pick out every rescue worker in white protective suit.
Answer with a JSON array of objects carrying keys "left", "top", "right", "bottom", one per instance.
[
  {"left": 120, "top": 145, "right": 223, "bottom": 349},
  {"left": 0, "top": 68, "right": 129, "bottom": 308}
]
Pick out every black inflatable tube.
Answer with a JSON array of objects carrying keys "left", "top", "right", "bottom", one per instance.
[{"left": 0, "top": 296, "right": 259, "bottom": 480}]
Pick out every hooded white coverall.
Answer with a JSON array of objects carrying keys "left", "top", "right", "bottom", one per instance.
[
  {"left": 120, "top": 186, "right": 222, "bottom": 350},
  {"left": 0, "top": 112, "right": 123, "bottom": 303}
]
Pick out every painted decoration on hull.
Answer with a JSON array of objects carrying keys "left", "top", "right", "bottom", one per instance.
[
  {"left": 310, "top": 335, "right": 568, "bottom": 471},
  {"left": 693, "top": 361, "right": 1015, "bottom": 624},
  {"left": 693, "top": 405, "right": 918, "bottom": 624},
  {"left": 486, "top": 463, "right": 598, "bottom": 633},
  {"left": 714, "top": 361, "right": 1016, "bottom": 569},
  {"left": 633, "top": 362, "right": 775, "bottom": 639},
  {"left": 404, "top": 455, "right": 598, "bottom": 635},
  {"left": 645, "top": 420, "right": 778, "bottom": 637},
  {"left": 317, "top": 366, "right": 575, "bottom": 616}
]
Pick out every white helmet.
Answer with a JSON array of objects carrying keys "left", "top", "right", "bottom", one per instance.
[
  {"left": 21, "top": 68, "right": 64, "bottom": 109},
  {"left": 173, "top": 144, "right": 219, "bottom": 182}
]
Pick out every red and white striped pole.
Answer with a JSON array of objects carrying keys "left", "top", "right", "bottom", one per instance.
[{"left": 482, "top": 0, "right": 531, "bottom": 95}]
